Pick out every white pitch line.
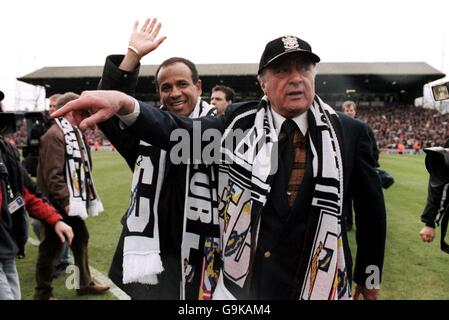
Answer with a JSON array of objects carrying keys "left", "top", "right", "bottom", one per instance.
[
  {"left": 27, "top": 237, "right": 130, "bottom": 300},
  {"left": 27, "top": 237, "right": 40, "bottom": 246},
  {"left": 89, "top": 266, "right": 130, "bottom": 300}
]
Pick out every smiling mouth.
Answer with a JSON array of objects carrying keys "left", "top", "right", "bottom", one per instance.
[{"left": 170, "top": 101, "right": 186, "bottom": 108}]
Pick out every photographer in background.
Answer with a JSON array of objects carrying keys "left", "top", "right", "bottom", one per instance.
[
  {"left": 419, "top": 83, "right": 449, "bottom": 253},
  {"left": 23, "top": 93, "right": 60, "bottom": 177},
  {"left": 419, "top": 140, "right": 449, "bottom": 254}
]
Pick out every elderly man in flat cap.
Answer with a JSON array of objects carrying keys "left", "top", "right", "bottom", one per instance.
[{"left": 53, "top": 34, "right": 386, "bottom": 300}]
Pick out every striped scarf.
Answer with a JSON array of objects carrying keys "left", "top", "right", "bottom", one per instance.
[
  {"left": 122, "top": 100, "right": 221, "bottom": 299},
  {"left": 213, "top": 96, "right": 351, "bottom": 300},
  {"left": 55, "top": 117, "right": 103, "bottom": 219}
]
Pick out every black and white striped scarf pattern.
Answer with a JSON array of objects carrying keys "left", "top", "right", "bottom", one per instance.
[
  {"left": 122, "top": 100, "right": 221, "bottom": 300},
  {"left": 213, "top": 96, "right": 351, "bottom": 300},
  {"left": 55, "top": 117, "right": 103, "bottom": 219}
]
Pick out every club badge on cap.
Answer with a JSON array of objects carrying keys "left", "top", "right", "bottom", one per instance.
[
  {"left": 258, "top": 35, "right": 320, "bottom": 74},
  {"left": 282, "top": 35, "right": 300, "bottom": 51}
]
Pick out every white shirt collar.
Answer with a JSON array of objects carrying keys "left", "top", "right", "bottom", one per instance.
[
  {"left": 188, "top": 98, "right": 202, "bottom": 119},
  {"left": 270, "top": 106, "right": 308, "bottom": 136}
]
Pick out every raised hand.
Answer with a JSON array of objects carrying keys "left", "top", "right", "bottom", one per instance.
[
  {"left": 120, "top": 17, "right": 167, "bottom": 71},
  {"left": 129, "top": 18, "right": 166, "bottom": 58}
]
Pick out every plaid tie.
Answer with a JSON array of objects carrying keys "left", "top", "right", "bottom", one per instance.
[{"left": 279, "top": 119, "right": 307, "bottom": 207}]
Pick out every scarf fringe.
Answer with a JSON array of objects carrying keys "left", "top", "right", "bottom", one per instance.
[
  {"left": 88, "top": 199, "right": 104, "bottom": 217},
  {"left": 122, "top": 253, "right": 164, "bottom": 284},
  {"left": 68, "top": 200, "right": 89, "bottom": 219}
]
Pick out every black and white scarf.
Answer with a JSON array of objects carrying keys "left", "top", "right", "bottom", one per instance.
[
  {"left": 213, "top": 96, "right": 351, "bottom": 300},
  {"left": 122, "top": 100, "right": 221, "bottom": 300},
  {"left": 55, "top": 117, "right": 104, "bottom": 219}
]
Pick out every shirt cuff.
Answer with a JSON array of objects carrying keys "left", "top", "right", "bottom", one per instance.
[{"left": 117, "top": 98, "right": 140, "bottom": 128}]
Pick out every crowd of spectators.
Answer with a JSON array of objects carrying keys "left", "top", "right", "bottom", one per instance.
[
  {"left": 6, "top": 121, "right": 109, "bottom": 149},
  {"left": 5, "top": 103, "right": 449, "bottom": 153},
  {"left": 343, "top": 104, "right": 449, "bottom": 152}
]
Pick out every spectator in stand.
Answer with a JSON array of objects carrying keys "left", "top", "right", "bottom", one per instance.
[
  {"left": 397, "top": 142, "right": 405, "bottom": 154},
  {"left": 355, "top": 104, "right": 449, "bottom": 151},
  {"left": 413, "top": 141, "right": 421, "bottom": 154}
]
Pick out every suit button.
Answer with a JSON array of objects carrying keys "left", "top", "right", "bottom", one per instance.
[{"left": 264, "top": 251, "right": 271, "bottom": 258}]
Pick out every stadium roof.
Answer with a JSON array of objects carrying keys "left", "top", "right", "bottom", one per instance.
[
  {"left": 19, "top": 62, "right": 443, "bottom": 79},
  {"left": 18, "top": 62, "right": 445, "bottom": 103}
]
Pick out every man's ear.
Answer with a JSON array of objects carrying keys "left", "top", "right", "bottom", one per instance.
[
  {"left": 258, "top": 75, "right": 267, "bottom": 95},
  {"left": 195, "top": 79, "right": 202, "bottom": 97}
]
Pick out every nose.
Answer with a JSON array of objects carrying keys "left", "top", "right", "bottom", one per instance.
[
  {"left": 289, "top": 68, "right": 304, "bottom": 85},
  {"left": 170, "top": 86, "right": 182, "bottom": 98}
]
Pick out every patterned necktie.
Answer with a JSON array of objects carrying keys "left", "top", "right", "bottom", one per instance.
[{"left": 279, "top": 119, "right": 307, "bottom": 207}]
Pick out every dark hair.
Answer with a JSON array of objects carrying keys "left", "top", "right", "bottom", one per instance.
[
  {"left": 212, "top": 85, "right": 236, "bottom": 102},
  {"left": 155, "top": 57, "right": 199, "bottom": 90}
]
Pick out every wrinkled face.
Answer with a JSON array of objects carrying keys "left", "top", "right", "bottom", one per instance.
[
  {"left": 343, "top": 105, "right": 356, "bottom": 118},
  {"left": 157, "top": 62, "right": 202, "bottom": 116},
  {"left": 258, "top": 55, "right": 316, "bottom": 118},
  {"left": 210, "top": 90, "right": 230, "bottom": 115}
]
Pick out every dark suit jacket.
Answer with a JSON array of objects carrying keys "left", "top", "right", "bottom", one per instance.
[
  {"left": 98, "top": 55, "right": 186, "bottom": 299},
  {"left": 337, "top": 113, "right": 386, "bottom": 285},
  {"left": 119, "top": 100, "right": 386, "bottom": 298},
  {"left": 421, "top": 138, "right": 449, "bottom": 228}
]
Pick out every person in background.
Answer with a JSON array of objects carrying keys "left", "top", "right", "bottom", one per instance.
[
  {"left": 210, "top": 85, "right": 235, "bottom": 115},
  {"left": 30, "top": 93, "right": 71, "bottom": 278},
  {"left": 34, "top": 92, "right": 109, "bottom": 300},
  {"left": 419, "top": 140, "right": 449, "bottom": 254},
  {"left": 341, "top": 100, "right": 381, "bottom": 231},
  {"left": 341, "top": 100, "right": 379, "bottom": 167},
  {"left": 0, "top": 90, "right": 73, "bottom": 300}
]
